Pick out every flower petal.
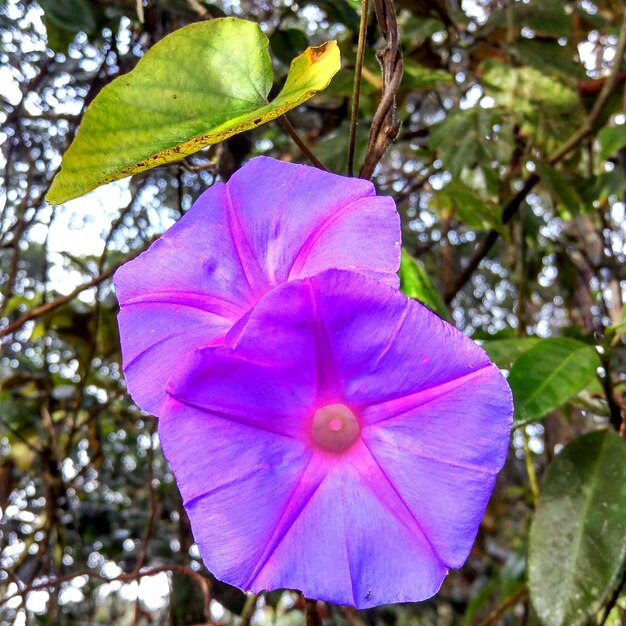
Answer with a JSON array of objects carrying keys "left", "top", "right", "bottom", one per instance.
[
  {"left": 114, "top": 157, "right": 401, "bottom": 414},
  {"left": 362, "top": 367, "right": 511, "bottom": 568},
  {"left": 162, "top": 270, "right": 511, "bottom": 607},
  {"left": 227, "top": 157, "right": 400, "bottom": 287},
  {"left": 159, "top": 397, "right": 312, "bottom": 587},
  {"left": 249, "top": 441, "right": 447, "bottom": 608}
]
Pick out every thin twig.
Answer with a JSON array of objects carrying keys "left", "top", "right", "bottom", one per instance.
[
  {"left": 134, "top": 419, "right": 159, "bottom": 573},
  {"left": 474, "top": 586, "right": 527, "bottom": 626},
  {"left": 599, "top": 570, "right": 626, "bottom": 626},
  {"left": 521, "top": 427, "right": 540, "bottom": 505},
  {"left": 279, "top": 116, "right": 327, "bottom": 171},
  {"left": 444, "top": 9, "right": 626, "bottom": 303},
  {"left": 348, "top": 0, "right": 370, "bottom": 176}
]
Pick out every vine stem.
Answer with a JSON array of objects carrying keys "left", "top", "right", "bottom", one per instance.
[
  {"left": 521, "top": 427, "right": 540, "bottom": 505},
  {"left": 240, "top": 593, "right": 260, "bottom": 626},
  {"left": 279, "top": 115, "right": 327, "bottom": 171},
  {"left": 474, "top": 586, "right": 527, "bottom": 626},
  {"left": 348, "top": 0, "right": 370, "bottom": 176}
]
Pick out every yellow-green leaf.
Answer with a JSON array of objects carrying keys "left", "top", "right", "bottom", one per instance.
[{"left": 47, "top": 18, "right": 340, "bottom": 204}]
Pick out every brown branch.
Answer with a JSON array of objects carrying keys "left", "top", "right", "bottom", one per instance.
[
  {"left": 0, "top": 564, "right": 211, "bottom": 612},
  {"left": 444, "top": 10, "right": 626, "bottom": 303},
  {"left": 359, "top": 0, "right": 403, "bottom": 179},
  {"left": 0, "top": 238, "right": 155, "bottom": 339}
]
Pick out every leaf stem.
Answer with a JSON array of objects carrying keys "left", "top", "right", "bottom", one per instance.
[
  {"left": 521, "top": 427, "right": 540, "bottom": 505},
  {"left": 348, "top": 0, "right": 370, "bottom": 177},
  {"left": 279, "top": 115, "right": 327, "bottom": 171}
]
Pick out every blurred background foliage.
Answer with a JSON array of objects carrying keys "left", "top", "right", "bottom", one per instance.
[{"left": 0, "top": 0, "right": 625, "bottom": 624}]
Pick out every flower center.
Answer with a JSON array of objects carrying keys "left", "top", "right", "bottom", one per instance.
[{"left": 311, "top": 404, "right": 360, "bottom": 453}]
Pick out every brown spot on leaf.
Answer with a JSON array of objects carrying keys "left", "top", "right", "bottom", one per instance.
[{"left": 307, "top": 42, "right": 331, "bottom": 62}]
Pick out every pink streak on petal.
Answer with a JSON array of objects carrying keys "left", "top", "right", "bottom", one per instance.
[
  {"left": 227, "top": 157, "right": 401, "bottom": 288},
  {"left": 244, "top": 455, "right": 329, "bottom": 589},
  {"left": 363, "top": 368, "right": 512, "bottom": 568},
  {"left": 360, "top": 366, "right": 491, "bottom": 425},
  {"left": 308, "top": 270, "right": 493, "bottom": 411},
  {"left": 117, "top": 303, "right": 231, "bottom": 413},
  {"left": 250, "top": 441, "right": 448, "bottom": 608},
  {"left": 166, "top": 346, "right": 316, "bottom": 440}
]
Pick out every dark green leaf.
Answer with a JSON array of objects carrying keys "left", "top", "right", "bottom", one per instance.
[
  {"left": 430, "top": 180, "right": 506, "bottom": 236},
  {"left": 598, "top": 124, "right": 626, "bottom": 161},
  {"left": 528, "top": 429, "right": 626, "bottom": 626},
  {"left": 271, "top": 28, "right": 309, "bottom": 66},
  {"left": 482, "top": 60, "right": 584, "bottom": 153},
  {"left": 401, "top": 61, "right": 452, "bottom": 90},
  {"left": 508, "top": 338, "right": 599, "bottom": 424},
  {"left": 535, "top": 160, "right": 584, "bottom": 216},
  {"left": 482, "top": 337, "right": 540, "bottom": 369},
  {"left": 489, "top": 0, "right": 571, "bottom": 38},
  {"left": 508, "top": 39, "right": 583, "bottom": 81},
  {"left": 39, "top": 0, "right": 96, "bottom": 34},
  {"left": 429, "top": 107, "right": 513, "bottom": 177}
]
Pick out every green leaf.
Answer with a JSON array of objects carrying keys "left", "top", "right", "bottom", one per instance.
[
  {"left": 508, "top": 337, "right": 599, "bottom": 424},
  {"left": 430, "top": 180, "right": 506, "bottom": 236},
  {"left": 44, "top": 16, "right": 77, "bottom": 53},
  {"left": 39, "top": 0, "right": 96, "bottom": 34},
  {"left": 488, "top": 0, "right": 571, "bottom": 38},
  {"left": 482, "top": 337, "right": 540, "bottom": 369},
  {"left": 508, "top": 40, "right": 584, "bottom": 82},
  {"left": 535, "top": 160, "right": 584, "bottom": 217},
  {"left": 429, "top": 107, "right": 513, "bottom": 177},
  {"left": 598, "top": 124, "right": 626, "bottom": 161},
  {"left": 482, "top": 60, "right": 584, "bottom": 153},
  {"left": 271, "top": 28, "right": 309, "bottom": 66},
  {"left": 47, "top": 18, "right": 340, "bottom": 204},
  {"left": 399, "top": 250, "right": 448, "bottom": 319},
  {"left": 401, "top": 16, "right": 445, "bottom": 48},
  {"left": 401, "top": 60, "right": 452, "bottom": 90},
  {"left": 528, "top": 429, "right": 626, "bottom": 626}
]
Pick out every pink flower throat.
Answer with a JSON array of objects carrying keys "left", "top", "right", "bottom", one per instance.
[{"left": 311, "top": 403, "right": 360, "bottom": 453}]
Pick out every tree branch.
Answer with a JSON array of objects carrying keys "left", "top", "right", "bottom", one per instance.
[{"left": 0, "top": 239, "right": 155, "bottom": 339}]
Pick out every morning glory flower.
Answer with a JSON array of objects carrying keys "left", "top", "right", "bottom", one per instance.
[
  {"left": 159, "top": 270, "right": 513, "bottom": 609},
  {"left": 113, "top": 157, "right": 400, "bottom": 415}
]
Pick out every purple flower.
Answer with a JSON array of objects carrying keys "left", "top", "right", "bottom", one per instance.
[
  {"left": 159, "top": 270, "right": 513, "bottom": 608},
  {"left": 114, "top": 157, "right": 400, "bottom": 415}
]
